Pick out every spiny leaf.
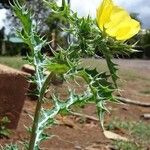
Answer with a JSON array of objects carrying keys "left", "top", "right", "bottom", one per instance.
[
  {"left": 45, "top": 62, "right": 69, "bottom": 74},
  {"left": 105, "top": 55, "right": 118, "bottom": 88},
  {"left": 0, "top": 144, "right": 19, "bottom": 150},
  {"left": 12, "top": 0, "right": 32, "bottom": 34}
]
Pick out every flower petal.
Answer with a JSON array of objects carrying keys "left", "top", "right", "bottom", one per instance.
[
  {"left": 96, "top": 0, "right": 141, "bottom": 40},
  {"left": 116, "top": 19, "right": 140, "bottom": 40},
  {"left": 97, "top": 0, "right": 113, "bottom": 30}
]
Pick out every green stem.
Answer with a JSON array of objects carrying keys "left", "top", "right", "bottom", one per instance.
[
  {"left": 103, "top": 50, "right": 118, "bottom": 88},
  {"left": 28, "top": 72, "right": 54, "bottom": 150},
  {"left": 28, "top": 98, "right": 42, "bottom": 150}
]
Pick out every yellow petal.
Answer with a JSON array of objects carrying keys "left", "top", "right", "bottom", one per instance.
[
  {"left": 105, "top": 7, "right": 140, "bottom": 40},
  {"left": 97, "top": 0, "right": 113, "bottom": 30},
  {"left": 106, "top": 18, "right": 131, "bottom": 37},
  {"left": 96, "top": 0, "right": 141, "bottom": 40},
  {"left": 110, "top": 6, "right": 130, "bottom": 20},
  {"left": 105, "top": 6, "right": 130, "bottom": 27},
  {"left": 116, "top": 19, "right": 140, "bottom": 40},
  {"left": 115, "top": 25, "right": 132, "bottom": 40}
]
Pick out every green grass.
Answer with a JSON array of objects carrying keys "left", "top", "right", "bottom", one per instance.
[
  {"left": 81, "top": 58, "right": 148, "bottom": 88},
  {"left": 106, "top": 118, "right": 150, "bottom": 149},
  {"left": 140, "top": 89, "right": 150, "bottom": 95},
  {"left": 113, "top": 141, "right": 140, "bottom": 150},
  {"left": 0, "top": 57, "right": 149, "bottom": 86},
  {"left": 0, "top": 56, "right": 27, "bottom": 69},
  {"left": 81, "top": 58, "right": 150, "bottom": 85},
  {"left": 0, "top": 57, "right": 149, "bottom": 88}
]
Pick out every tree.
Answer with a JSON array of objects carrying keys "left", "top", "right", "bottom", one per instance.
[
  {"left": 0, "top": 0, "right": 13, "bottom": 9},
  {"left": 141, "top": 29, "right": 150, "bottom": 58},
  {"left": 0, "top": 0, "right": 26, "bottom": 9},
  {"left": 45, "top": 11, "right": 68, "bottom": 49},
  {"left": 0, "top": 0, "right": 54, "bottom": 33},
  {"left": 1, "top": 0, "right": 69, "bottom": 55},
  {"left": 130, "top": 12, "right": 142, "bottom": 25},
  {"left": 0, "top": 27, "right": 5, "bottom": 55}
]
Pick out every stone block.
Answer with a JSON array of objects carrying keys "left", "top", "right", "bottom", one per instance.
[{"left": 0, "top": 64, "right": 29, "bottom": 129}]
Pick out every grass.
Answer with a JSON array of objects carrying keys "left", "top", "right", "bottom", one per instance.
[
  {"left": 0, "top": 56, "right": 27, "bottom": 69},
  {"left": 1, "top": 57, "right": 149, "bottom": 88},
  {"left": 0, "top": 56, "right": 148, "bottom": 79},
  {"left": 140, "top": 89, "right": 150, "bottom": 95},
  {"left": 1, "top": 57, "right": 150, "bottom": 91},
  {"left": 106, "top": 118, "right": 150, "bottom": 149},
  {"left": 113, "top": 141, "right": 140, "bottom": 150}
]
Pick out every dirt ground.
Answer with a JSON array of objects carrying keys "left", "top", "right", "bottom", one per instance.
[{"left": 0, "top": 59, "right": 150, "bottom": 150}]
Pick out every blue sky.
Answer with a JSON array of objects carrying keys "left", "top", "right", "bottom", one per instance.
[{"left": 0, "top": 0, "right": 150, "bottom": 32}]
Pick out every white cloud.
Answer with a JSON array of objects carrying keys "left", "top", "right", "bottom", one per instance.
[
  {"left": 0, "top": 9, "right": 6, "bottom": 29},
  {"left": 71, "top": 0, "right": 99, "bottom": 17}
]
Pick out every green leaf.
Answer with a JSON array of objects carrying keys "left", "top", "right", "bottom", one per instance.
[
  {"left": 1, "top": 117, "right": 10, "bottom": 124},
  {"left": 0, "top": 129, "right": 11, "bottom": 137},
  {"left": 0, "top": 144, "right": 19, "bottom": 150},
  {"left": 12, "top": 0, "right": 32, "bottom": 34},
  {"left": 104, "top": 54, "right": 118, "bottom": 88},
  {"left": 0, "top": 117, "right": 11, "bottom": 138},
  {"left": 45, "top": 62, "right": 69, "bottom": 74}
]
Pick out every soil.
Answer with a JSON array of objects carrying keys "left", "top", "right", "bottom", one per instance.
[{"left": 0, "top": 59, "right": 150, "bottom": 150}]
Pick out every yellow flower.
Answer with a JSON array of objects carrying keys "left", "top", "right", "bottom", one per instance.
[{"left": 96, "top": 0, "right": 140, "bottom": 41}]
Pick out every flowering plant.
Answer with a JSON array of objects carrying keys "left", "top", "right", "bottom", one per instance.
[{"left": 4, "top": 0, "right": 140, "bottom": 149}]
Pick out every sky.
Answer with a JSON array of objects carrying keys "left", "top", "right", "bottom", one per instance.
[
  {"left": 0, "top": 9, "right": 7, "bottom": 29},
  {"left": 69, "top": 0, "right": 150, "bottom": 28},
  {"left": 0, "top": 0, "right": 150, "bottom": 32}
]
